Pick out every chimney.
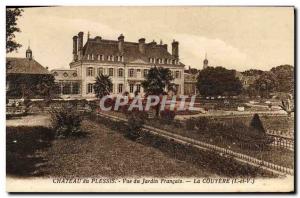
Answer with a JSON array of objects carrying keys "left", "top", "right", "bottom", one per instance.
[
  {"left": 95, "top": 36, "right": 102, "bottom": 42},
  {"left": 118, "top": 34, "right": 124, "bottom": 53},
  {"left": 78, "top": 32, "right": 84, "bottom": 59},
  {"left": 172, "top": 40, "right": 179, "bottom": 58},
  {"left": 138, "top": 38, "right": 145, "bottom": 54},
  {"left": 72, "top": 35, "right": 78, "bottom": 61},
  {"left": 162, "top": 44, "right": 168, "bottom": 50}
]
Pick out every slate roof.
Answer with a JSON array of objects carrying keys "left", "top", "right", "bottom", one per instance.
[
  {"left": 6, "top": 57, "right": 49, "bottom": 75},
  {"left": 81, "top": 38, "right": 184, "bottom": 65}
]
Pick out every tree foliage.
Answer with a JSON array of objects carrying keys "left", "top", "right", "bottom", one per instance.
[
  {"left": 141, "top": 66, "right": 174, "bottom": 96},
  {"left": 196, "top": 67, "right": 242, "bottom": 96},
  {"left": 93, "top": 73, "right": 113, "bottom": 99},
  {"left": 6, "top": 8, "right": 23, "bottom": 53},
  {"left": 270, "top": 65, "right": 294, "bottom": 93},
  {"left": 7, "top": 74, "right": 56, "bottom": 99},
  {"left": 253, "top": 72, "right": 278, "bottom": 98}
]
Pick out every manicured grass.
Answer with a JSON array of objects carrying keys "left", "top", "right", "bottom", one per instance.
[
  {"left": 101, "top": 111, "right": 294, "bottom": 168},
  {"left": 145, "top": 119, "right": 294, "bottom": 169},
  {"left": 34, "top": 120, "right": 212, "bottom": 178}
]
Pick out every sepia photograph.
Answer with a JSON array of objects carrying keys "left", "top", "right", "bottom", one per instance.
[{"left": 5, "top": 6, "right": 295, "bottom": 192}]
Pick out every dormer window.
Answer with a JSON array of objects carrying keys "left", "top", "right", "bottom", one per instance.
[
  {"left": 97, "top": 54, "right": 104, "bottom": 61},
  {"left": 108, "top": 55, "right": 114, "bottom": 61},
  {"left": 91, "top": 54, "right": 94, "bottom": 60},
  {"left": 87, "top": 54, "right": 90, "bottom": 60},
  {"left": 121, "top": 56, "right": 124, "bottom": 62}
]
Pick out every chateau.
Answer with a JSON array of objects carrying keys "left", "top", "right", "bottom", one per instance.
[{"left": 52, "top": 32, "right": 185, "bottom": 99}]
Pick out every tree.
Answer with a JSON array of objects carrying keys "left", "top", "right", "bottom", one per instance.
[
  {"left": 142, "top": 66, "right": 174, "bottom": 95},
  {"left": 253, "top": 72, "right": 278, "bottom": 98},
  {"left": 142, "top": 66, "right": 174, "bottom": 116},
  {"left": 6, "top": 8, "right": 23, "bottom": 53},
  {"left": 6, "top": 74, "right": 56, "bottom": 99},
  {"left": 270, "top": 65, "right": 294, "bottom": 93},
  {"left": 196, "top": 66, "right": 242, "bottom": 97},
  {"left": 93, "top": 73, "right": 113, "bottom": 99}
]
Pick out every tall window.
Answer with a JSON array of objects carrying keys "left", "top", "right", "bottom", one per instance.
[
  {"left": 91, "top": 54, "right": 94, "bottom": 60},
  {"left": 108, "top": 68, "right": 114, "bottom": 76},
  {"left": 175, "top": 71, "right": 180, "bottom": 79},
  {"left": 62, "top": 83, "right": 71, "bottom": 95},
  {"left": 118, "top": 84, "right": 123, "bottom": 93},
  {"left": 118, "top": 68, "right": 124, "bottom": 77},
  {"left": 97, "top": 67, "right": 104, "bottom": 76},
  {"left": 136, "top": 84, "right": 141, "bottom": 93},
  {"left": 72, "top": 82, "right": 80, "bottom": 94},
  {"left": 143, "top": 69, "right": 148, "bottom": 77},
  {"left": 129, "top": 69, "right": 134, "bottom": 77},
  {"left": 87, "top": 67, "right": 94, "bottom": 76},
  {"left": 129, "top": 84, "right": 134, "bottom": 93},
  {"left": 87, "top": 83, "right": 93, "bottom": 94}
]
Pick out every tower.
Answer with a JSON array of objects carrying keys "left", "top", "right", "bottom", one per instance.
[
  {"left": 203, "top": 53, "right": 208, "bottom": 69},
  {"left": 26, "top": 45, "right": 32, "bottom": 60}
]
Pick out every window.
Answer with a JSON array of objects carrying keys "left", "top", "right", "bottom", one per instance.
[
  {"left": 97, "top": 67, "right": 104, "bottom": 76},
  {"left": 129, "top": 69, "right": 134, "bottom": 77},
  {"left": 73, "top": 73, "right": 77, "bottom": 77},
  {"left": 97, "top": 54, "right": 104, "bottom": 61},
  {"left": 108, "top": 68, "right": 114, "bottom": 76},
  {"left": 136, "top": 84, "right": 141, "bottom": 93},
  {"left": 98, "top": 54, "right": 104, "bottom": 61},
  {"left": 62, "top": 82, "right": 71, "bottom": 95},
  {"left": 129, "top": 84, "right": 134, "bottom": 93},
  {"left": 172, "top": 59, "right": 175, "bottom": 65},
  {"left": 53, "top": 72, "right": 58, "bottom": 76},
  {"left": 87, "top": 83, "right": 93, "bottom": 94},
  {"left": 72, "top": 82, "right": 80, "bottom": 94},
  {"left": 143, "top": 69, "right": 148, "bottom": 77},
  {"left": 63, "top": 72, "right": 68, "bottom": 77},
  {"left": 175, "top": 71, "right": 180, "bottom": 79},
  {"left": 110, "top": 84, "right": 114, "bottom": 93},
  {"left": 121, "top": 56, "right": 124, "bottom": 62},
  {"left": 118, "top": 84, "right": 123, "bottom": 93},
  {"left": 87, "top": 67, "right": 94, "bottom": 76},
  {"left": 91, "top": 54, "right": 94, "bottom": 60},
  {"left": 118, "top": 68, "right": 124, "bottom": 77},
  {"left": 87, "top": 54, "right": 90, "bottom": 60}
]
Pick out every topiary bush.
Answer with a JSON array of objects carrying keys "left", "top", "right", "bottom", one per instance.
[
  {"left": 50, "top": 103, "right": 84, "bottom": 138},
  {"left": 250, "top": 113, "right": 265, "bottom": 133}
]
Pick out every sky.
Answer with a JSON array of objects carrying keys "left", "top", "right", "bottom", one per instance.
[{"left": 7, "top": 6, "right": 294, "bottom": 71}]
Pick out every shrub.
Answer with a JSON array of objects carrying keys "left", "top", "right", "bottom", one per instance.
[
  {"left": 185, "top": 118, "right": 197, "bottom": 130},
  {"left": 50, "top": 103, "right": 84, "bottom": 138},
  {"left": 195, "top": 117, "right": 209, "bottom": 131},
  {"left": 125, "top": 112, "right": 145, "bottom": 140},
  {"left": 250, "top": 113, "right": 265, "bottom": 133},
  {"left": 160, "top": 110, "right": 175, "bottom": 124}
]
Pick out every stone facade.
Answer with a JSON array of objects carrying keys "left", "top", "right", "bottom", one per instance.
[{"left": 66, "top": 32, "right": 185, "bottom": 98}]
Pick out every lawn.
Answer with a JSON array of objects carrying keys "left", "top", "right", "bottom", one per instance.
[
  {"left": 6, "top": 119, "right": 212, "bottom": 178},
  {"left": 100, "top": 111, "right": 294, "bottom": 169}
]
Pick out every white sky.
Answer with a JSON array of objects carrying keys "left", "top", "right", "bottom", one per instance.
[{"left": 7, "top": 6, "right": 294, "bottom": 71}]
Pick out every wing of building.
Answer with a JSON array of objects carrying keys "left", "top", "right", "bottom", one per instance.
[
  {"left": 6, "top": 47, "right": 51, "bottom": 98},
  {"left": 52, "top": 32, "right": 185, "bottom": 99}
]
